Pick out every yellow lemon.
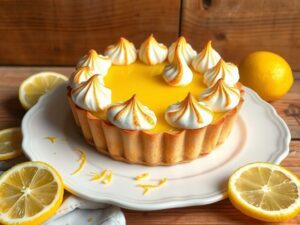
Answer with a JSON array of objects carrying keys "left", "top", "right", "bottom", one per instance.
[
  {"left": 0, "top": 161, "right": 64, "bottom": 225},
  {"left": 19, "top": 72, "right": 68, "bottom": 110},
  {"left": 0, "top": 128, "right": 23, "bottom": 160},
  {"left": 228, "top": 162, "right": 300, "bottom": 222},
  {"left": 239, "top": 51, "right": 294, "bottom": 101}
]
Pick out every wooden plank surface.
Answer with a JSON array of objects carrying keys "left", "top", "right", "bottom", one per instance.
[
  {"left": 0, "top": 0, "right": 180, "bottom": 65},
  {"left": 0, "top": 67, "right": 299, "bottom": 224},
  {"left": 2, "top": 0, "right": 300, "bottom": 70},
  {"left": 181, "top": 0, "right": 300, "bottom": 70}
]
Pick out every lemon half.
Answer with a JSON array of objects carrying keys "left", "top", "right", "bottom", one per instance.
[
  {"left": 228, "top": 162, "right": 300, "bottom": 222},
  {"left": 0, "top": 128, "right": 23, "bottom": 161},
  {"left": 0, "top": 161, "right": 64, "bottom": 225},
  {"left": 19, "top": 72, "right": 68, "bottom": 110}
]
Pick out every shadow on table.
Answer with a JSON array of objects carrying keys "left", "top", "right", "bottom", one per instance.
[{"left": 1, "top": 96, "right": 25, "bottom": 126}]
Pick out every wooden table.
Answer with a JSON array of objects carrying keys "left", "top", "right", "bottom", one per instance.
[{"left": 0, "top": 67, "right": 299, "bottom": 225}]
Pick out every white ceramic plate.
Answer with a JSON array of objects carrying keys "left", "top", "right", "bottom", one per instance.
[{"left": 22, "top": 82, "right": 290, "bottom": 210}]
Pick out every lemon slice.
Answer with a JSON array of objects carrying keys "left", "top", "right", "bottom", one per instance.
[
  {"left": 19, "top": 72, "right": 68, "bottom": 110},
  {"left": 0, "top": 128, "right": 23, "bottom": 160},
  {"left": 228, "top": 162, "right": 300, "bottom": 222},
  {"left": 0, "top": 161, "right": 64, "bottom": 225}
]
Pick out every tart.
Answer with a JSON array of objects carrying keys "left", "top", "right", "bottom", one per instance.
[{"left": 67, "top": 35, "right": 244, "bottom": 166}]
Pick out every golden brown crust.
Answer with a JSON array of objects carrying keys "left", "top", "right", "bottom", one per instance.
[{"left": 67, "top": 87, "right": 244, "bottom": 166}]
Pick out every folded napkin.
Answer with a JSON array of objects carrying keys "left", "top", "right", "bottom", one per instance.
[
  {"left": 43, "top": 194, "right": 125, "bottom": 225},
  {"left": 0, "top": 157, "right": 126, "bottom": 225}
]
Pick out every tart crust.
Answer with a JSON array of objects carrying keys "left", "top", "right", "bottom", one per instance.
[{"left": 67, "top": 87, "right": 244, "bottom": 166}]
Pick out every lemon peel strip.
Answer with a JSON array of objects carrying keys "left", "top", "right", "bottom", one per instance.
[
  {"left": 89, "top": 169, "right": 112, "bottom": 185},
  {"left": 135, "top": 172, "right": 150, "bottom": 181},
  {"left": 71, "top": 149, "right": 87, "bottom": 175},
  {"left": 102, "top": 170, "right": 112, "bottom": 184},
  {"left": 137, "top": 178, "right": 167, "bottom": 195},
  {"left": 90, "top": 170, "right": 107, "bottom": 181},
  {"left": 45, "top": 136, "right": 57, "bottom": 143}
]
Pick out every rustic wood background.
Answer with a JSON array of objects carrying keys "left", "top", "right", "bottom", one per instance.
[
  {"left": 181, "top": 0, "right": 300, "bottom": 70},
  {"left": 0, "top": 0, "right": 300, "bottom": 69},
  {"left": 0, "top": 0, "right": 180, "bottom": 65}
]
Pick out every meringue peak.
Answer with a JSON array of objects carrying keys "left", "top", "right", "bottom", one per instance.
[
  {"left": 168, "top": 36, "right": 197, "bottom": 64},
  {"left": 76, "top": 49, "right": 112, "bottom": 76},
  {"left": 143, "top": 34, "right": 156, "bottom": 45},
  {"left": 214, "top": 59, "right": 237, "bottom": 74},
  {"left": 104, "top": 37, "right": 137, "bottom": 65},
  {"left": 118, "top": 37, "right": 133, "bottom": 49},
  {"left": 215, "top": 58, "right": 226, "bottom": 68},
  {"left": 70, "top": 66, "right": 93, "bottom": 86},
  {"left": 173, "top": 37, "right": 186, "bottom": 49},
  {"left": 203, "top": 58, "right": 239, "bottom": 87},
  {"left": 107, "top": 95, "right": 157, "bottom": 130},
  {"left": 165, "top": 92, "right": 213, "bottom": 129},
  {"left": 162, "top": 46, "right": 193, "bottom": 86},
  {"left": 87, "top": 49, "right": 98, "bottom": 58},
  {"left": 169, "top": 93, "right": 205, "bottom": 124},
  {"left": 71, "top": 74, "right": 111, "bottom": 112},
  {"left": 200, "top": 78, "right": 240, "bottom": 112},
  {"left": 192, "top": 40, "right": 221, "bottom": 74},
  {"left": 203, "top": 40, "right": 213, "bottom": 54},
  {"left": 138, "top": 34, "right": 168, "bottom": 65}
]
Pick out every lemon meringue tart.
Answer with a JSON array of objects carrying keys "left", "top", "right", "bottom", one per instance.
[{"left": 67, "top": 35, "right": 244, "bottom": 166}]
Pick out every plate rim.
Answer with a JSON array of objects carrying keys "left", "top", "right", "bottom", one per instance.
[{"left": 21, "top": 82, "right": 291, "bottom": 210}]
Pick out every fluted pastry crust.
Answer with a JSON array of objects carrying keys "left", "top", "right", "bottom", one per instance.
[{"left": 67, "top": 87, "right": 244, "bottom": 166}]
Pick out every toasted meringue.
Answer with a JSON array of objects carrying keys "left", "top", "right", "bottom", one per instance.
[
  {"left": 104, "top": 37, "right": 137, "bottom": 65},
  {"left": 162, "top": 46, "right": 193, "bottom": 86},
  {"left": 200, "top": 79, "right": 240, "bottom": 112},
  {"left": 168, "top": 36, "right": 197, "bottom": 64},
  {"left": 138, "top": 34, "right": 168, "bottom": 65},
  {"left": 107, "top": 95, "right": 157, "bottom": 130},
  {"left": 70, "top": 66, "right": 93, "bottom": 86},
  {"left": 192, "top": 41, "right": 221, "bottom": 74},
  {"left": 203, "top": 59, "right": 239, "bottom": 87},
  {"left": 71, "top": 75, "right": 111, "bottom": 112},
  {"left": 76, "top": 49, "right": 112, "bottom": 76},
  {"left": 165, "top": 93, "right": 213, "bottom": 129}
]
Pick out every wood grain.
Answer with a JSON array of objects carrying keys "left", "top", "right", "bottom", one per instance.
[
  {"left": 2, "top": 0, "right": 300, "bottom": 70},
  {"left": 271, "top": 73, "right": 300, "bottom": 139},
  {"left": 0, "top": 0, "right": 180, "bottom": 65},
  {"left": 181, "top": 0, "right": 300, "bottom": 70},
  {"left": 0, "top": 67, "right": 299, "bottom": 224}
]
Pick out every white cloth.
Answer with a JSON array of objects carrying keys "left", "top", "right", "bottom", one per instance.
[
  {"left": 0, "top": 157, "right": 126, "bottom": 225},
  {"left": 43, "top": 194, "right": 125, "bottom": 225}
]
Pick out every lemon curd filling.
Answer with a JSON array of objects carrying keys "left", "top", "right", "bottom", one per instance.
[{"left": 96, "top": 61, "right": 224, "bottom": 132}]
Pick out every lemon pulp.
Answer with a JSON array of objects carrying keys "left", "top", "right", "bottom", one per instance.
[
  {"left": 101, "top": 62, "right": 223, "bottom": 132},
  {"left": 1, "top": 167, "right": 57, "bottom": 217},
  {"left": 228, "top": 163, "right": 300, "bottom": 222},
  {"left": 19, "top": 72, "right": 68, "bottom": 110},
  {"left": 235, "top": 167, "right": 298, "bottom": 211},
  {"left": 0, "top": 162, "right": 64, "bottom": 225},
  {"left": 0, "top": 128, "right": 22, "bottom": 160}
]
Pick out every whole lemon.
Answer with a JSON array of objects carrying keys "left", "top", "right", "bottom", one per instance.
[{"left": 239, "top": 51, "right": 294, "bottom": 101}]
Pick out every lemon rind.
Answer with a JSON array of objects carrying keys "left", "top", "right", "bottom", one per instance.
[
  {"left": 19, "top": 72, "right": 68, "bottom": 110},
  {"left": 0, "top": 161, "right": 64, "bottom": 225},
  {"left": 228, "top": 162, "right": 300, "bottom": 222}
]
